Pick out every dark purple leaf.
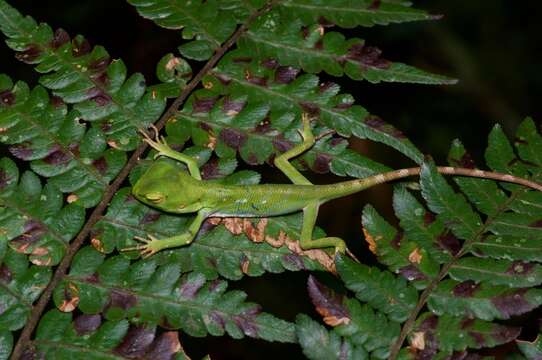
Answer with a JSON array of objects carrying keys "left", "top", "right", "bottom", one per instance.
[
  {"left": 106, "top": 289, "right": 138, "bottom": 311},
  {"left": 74, "top": 314, "right": 102, "bottom": 335},
  {"left": 140, "top": 211, "right": 161, "bottom": 225},
  {"left": 72, "top": 37, "right": 91, "bottom": 57},
  {"left": 490, "top": 289, "right": 535, "bottom": 318},
  {"left": 506, "top": 261, "right": 535, "bottom": 275},
  {"left": 92, "top": 157, "right": 108, "bottom": 175},
  {"left": 219, "top": 128, "right": 247, "bottom": 149},
  {"left": 364, "top": 115, "right": 406, "bottom": 139},
  {"left": 179, "top": 275, "right": 205, "bottom": 299},
  {"left": 114, "top": 325, "right": 155, "bottom": 358},
  {"left": 145, "top": 332, "right": 182, "bottom": 360},
  {"left": 0, "top": 90, "right": 15, "bottom": 106},
  {"left": 50, "top": 29, "right": 70, "bottom": 49},
  {"left": 307, "top": 275, "right": 350, "bottom": 326},
  {"left": 15, "top": 44, "right": 42, "bottom": 63},
  {"left": 10, "top": 220, "right": 47, "bottom": 251},
  {"left": 452, "top": 280, "right": 480, "bottom": 297},
  {"left": 275, "top": 66, "right": 299, "bottom": 84},
  {"left": 192, "top": 96, "right": 218, "bottom": 113}
]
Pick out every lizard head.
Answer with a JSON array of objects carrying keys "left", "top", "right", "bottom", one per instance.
[{"left": 132, "top": 160, "right": 204, "bottom": 214}]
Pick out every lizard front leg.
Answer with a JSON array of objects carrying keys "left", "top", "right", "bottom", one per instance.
[
  {"left": 274, "top": 113, "right": 314, "bottom": 185},
  {"left": 122, "top": 209, "right": 208, "bottom": 258},
  {"left": 140, "top": 126, "right": 202, "bottom": 180}
]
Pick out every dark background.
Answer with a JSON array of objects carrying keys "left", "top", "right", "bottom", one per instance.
[{"left": 1, "top": 1, "right": 541, "bottom": 358}]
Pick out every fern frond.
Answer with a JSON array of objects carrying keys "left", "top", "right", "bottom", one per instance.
[
  {"left": 428, "top": 279, "right": 542, "bottom": 321},
  {"left": 296, "top": 276, "right": 400, "bottom": 359},
  {"left": 0, "top": 234, "right": 51, "bottom": 357},
  {"left": 362, "top": 204, "right": 440, "bottom": 289},
  {"left": 205, "top": 49, "right": 422, "bottom": 162},
  {"left": 0, "top": 0, "right": 166, "bottom": 151},
  {"left": 54, "top": 247, "right": 296, "bottom": 343},
  {"left": 239, "top": 9, "right": 455, "bottom": 84},
  {"left": 410, "top": 313, "right": 519, "bottom": 355},
  {"left": 0, "top": 158, "right": 84, "bottom": 264},
  {"left": 336, "top": 254, "right": 418, "bottom": 323},
  {"left": 0, "top": 76, "right": 127, "bottom": 207},
  {"left": 28, "top": 309, "right": 191, "bottom": 359},
  {"left": 356, "top": 118, "right": 542, "bottom": 356},
  {"left": 278, "top": 0, "right": 439, "bottom": 28},
  {"left": 127, "top": 0, "right": 253, "bottom": 61}
]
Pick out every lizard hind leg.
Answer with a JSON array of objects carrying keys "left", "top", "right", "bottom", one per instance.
[{"left": 300, "top": 201, "right": 348, "bottom": 255}]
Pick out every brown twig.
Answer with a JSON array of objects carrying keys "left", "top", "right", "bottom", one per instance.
[{"left": 10, "top": 2, "right": 278, "bottom": 358}]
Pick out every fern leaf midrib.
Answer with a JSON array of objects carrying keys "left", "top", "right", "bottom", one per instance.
[
  {"left": 30, "top": 339, "right": 122, "bottom": 359},
  {"left": 517, "top": 199, "right": 542, "bottom": 209},
  {"left": 474, "top": 241, "right": 541, "bottom": 252},
  {"left": 490, "top": 220, "right": 542, "bottom": 232},
  {"left": 244, "top": 30, "right": 333, "bottom": 60},
  {"left": 449, "top": 264, "right": 522, "bottom": 277},
  {"left": 65, "top": 275, "right": 288, "bottom": 335},
  {"left": 9, "top": 105, "right": 107, "bottom": 185},
  {"left": 280, "top": 1, "right": 416, "bottom": 16}
]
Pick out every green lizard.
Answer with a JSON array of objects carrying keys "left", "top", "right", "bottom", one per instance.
[{"left": 124, "top": 116, "right": 542, "bottom": 258}]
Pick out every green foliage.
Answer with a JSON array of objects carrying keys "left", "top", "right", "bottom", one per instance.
[
  {"left": 0, "top": 158, "right": 84, "bottom": 264},
  {"left": 28, "top": 309, "right": 191, "bottom": 359},
  {"left": 411, "top": 313, "right": 520, "bottom": 353},
  {"left": 0, "top": 75, "right": 127, "bottom": 207},
  {"left": 0, "top": 234, "right": 50, "bottom": 357},
  {"left": 53, "top": 246, "right": 296, "bottom": 342},
  {"left": 1, "top": 0, "right": 541, "bottom": 359},
  {"left": 337, "top": 254, "right": 418, "bottom": 322},
  {"left": 296, "top": 275, "right": 400, "bottom": 359},
  {"left": 0, "top": 1, "right": 167, "bottom": 151},
  {"left": 239, "top": 9, "right": 456, "bottom": 84}
]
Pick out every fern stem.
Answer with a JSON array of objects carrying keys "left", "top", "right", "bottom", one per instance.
[
  {"left": 9, "top": 2, "right": 280, "bottom": 358},
  {"left": 388, "top": 188, "right": 527, "bottom": 359}
]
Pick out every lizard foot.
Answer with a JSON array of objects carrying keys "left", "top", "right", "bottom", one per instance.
[
  {"left": 138, "top": 126, "right": 177, "bottom": 160},
  {"left": 121, "top": 234, "right": 166, "bottom": 258}
]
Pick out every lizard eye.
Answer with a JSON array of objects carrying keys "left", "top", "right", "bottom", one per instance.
[{"left": 145, "top": 192, "right": 165, "bottom": 203}]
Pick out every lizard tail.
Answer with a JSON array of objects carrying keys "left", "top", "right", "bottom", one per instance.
[
  {"left": 359, "top": 166, "right": 542, "bottom": 192},
  {"left": 323, "top": 166, "right": 542, "bottom": 200}
]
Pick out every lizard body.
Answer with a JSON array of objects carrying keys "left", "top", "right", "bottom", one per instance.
[{"left": 125, "top": 116, "right": 542, "bottom": 257}]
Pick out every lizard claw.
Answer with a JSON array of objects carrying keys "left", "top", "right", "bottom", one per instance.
[{"left": 345, "top": 248, "right": 361, "bottom": 263}]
